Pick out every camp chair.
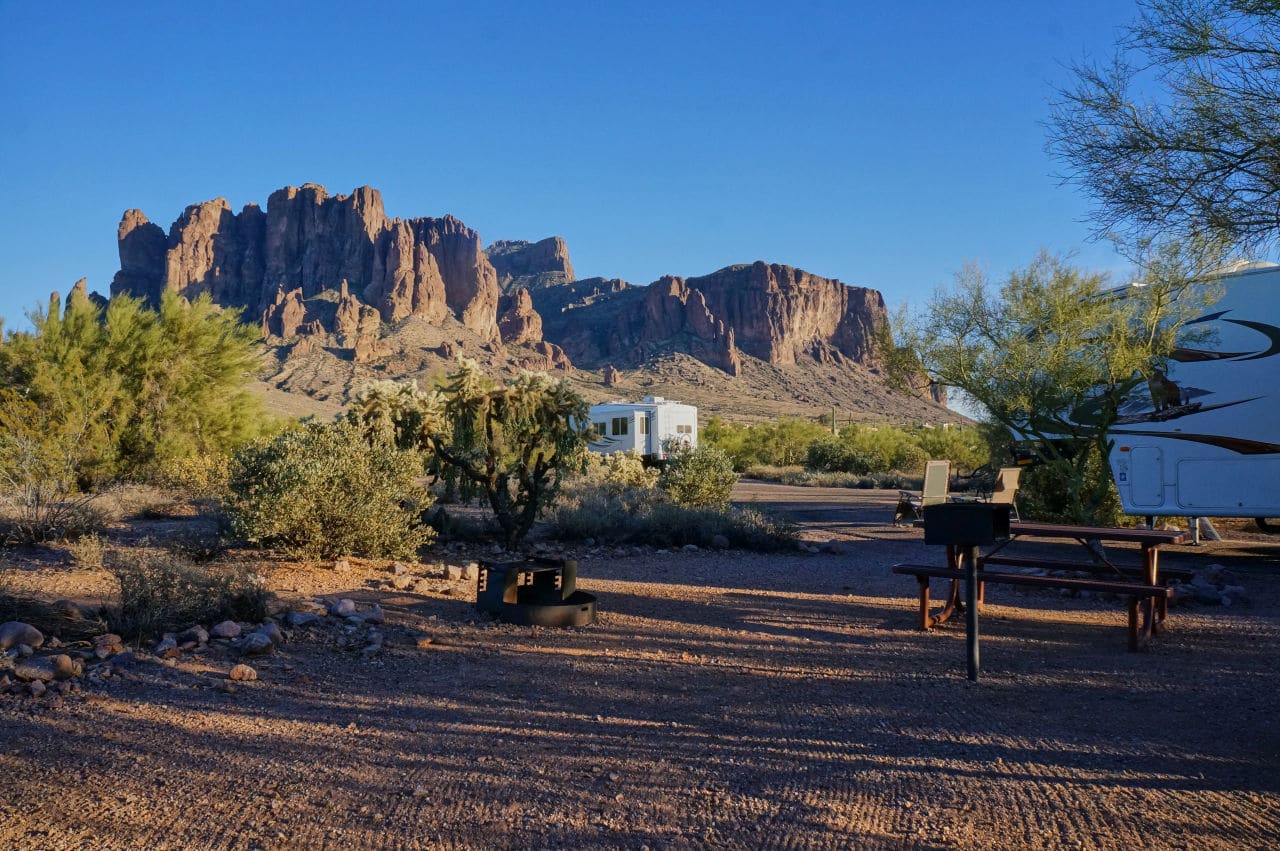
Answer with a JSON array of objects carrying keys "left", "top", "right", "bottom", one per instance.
[
  {"left": 988, "top": 466, "right": 1022, "bottom": 520},
  {"left": 893, "top": 460, "right": 950, "bottom": 525}
]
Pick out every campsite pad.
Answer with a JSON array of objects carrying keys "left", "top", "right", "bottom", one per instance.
[{"left": 1, "top": 483, "right": 1278, "bottom": 849}]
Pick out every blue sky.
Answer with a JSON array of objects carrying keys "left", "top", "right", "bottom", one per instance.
[{"left": 0, "top": 1, "right": 1144, "bottom": 328}]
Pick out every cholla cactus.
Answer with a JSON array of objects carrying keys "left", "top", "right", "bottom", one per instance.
[{"left": 347, "top": 357, "right": 589, "bottom": 547}]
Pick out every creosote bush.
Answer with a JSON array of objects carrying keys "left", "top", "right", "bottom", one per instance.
[
  {"left": 225, "top": 421, "right": 433, "bottom": 560},
  {"left": 551, "top": 479, "right": 798, "bottom": 551},
  {"left": 105, "top": 549, "right": 269, "bottom": 641},
  {"left": 659, "top": 445, "right": 738, "bottom": 507}
]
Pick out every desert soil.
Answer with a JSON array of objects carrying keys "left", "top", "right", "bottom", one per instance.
[{"left": 2, "top": 483, "right": 1279, "bottom": 850}]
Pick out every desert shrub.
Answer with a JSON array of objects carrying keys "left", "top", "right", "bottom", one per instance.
[
  {"left": 742, "top": 464, "right": 815, "bottom": 485},
  {"left": 225, "top": 421, "right": 433, "bottom": 560},
  {"left": 66, "top": 531, "right": 106, "bottom": 569},
  {"left": 659, "top": 446, "right": 739, "bottom": 507},
  {"left": 550, "top": 481, "right": 797, "bottom": 551},
  {"left": 104, "top": 549, "right": 269, "bottom": 641},
  {"left": 596, "top": 451, "right": 660, "bottom": 491},
  {"left": 153, "top": 451, "right": 231, "bottom": 501},
  {"left": 551, "top": 479, "right": 668, "bottom": 542}
]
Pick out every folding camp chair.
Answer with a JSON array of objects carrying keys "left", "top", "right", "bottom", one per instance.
[
  {"left": 988, "top": 466, "right": 1022, "bottom": 520},
  {"left": 893, "top": 460, "right": 950, "bottom": 525}
]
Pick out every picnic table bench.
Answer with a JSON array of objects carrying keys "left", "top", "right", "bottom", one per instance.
[
  {"left": 891, "top": 563, "right": 1173, "bottom": 651},
  {"left": 898, "top": 519, "right": 1188, "bottom": 652}
]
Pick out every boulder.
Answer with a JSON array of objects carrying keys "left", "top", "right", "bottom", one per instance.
[
  {"left": 179, "top": 625, "right": 209, "bottom": 645},
  {"left": 237, "top": 633, "right": 274, "bottom": 656},
  {"left": 210, "top": 621, "right": 242, "bottom": 640},
  {"left": 0, "top": 622, "right": 44, "bottom": 651},
  {"left": 14, "top": 654, "right": 80, "bottom": 682},
  {"left": 286, "top": 611, "right": 320, "bottom": 627}
]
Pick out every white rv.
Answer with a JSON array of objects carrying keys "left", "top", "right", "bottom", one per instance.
[
  {"left": 587, "top": 397, "right": 698, "bottom": 461},
  {"left": 1096, "top": 263, "right": 1280, "bottom": 527}
]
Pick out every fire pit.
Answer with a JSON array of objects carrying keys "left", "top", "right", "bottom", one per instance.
[{"left": 474, "top": 557, "right": 597, "bottom": 627}]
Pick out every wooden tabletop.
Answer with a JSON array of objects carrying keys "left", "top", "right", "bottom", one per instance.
[
  {"left": 911, "top": 518, "right": 1189, "bottom": 546},
  {"left": 1007, "top": 521, "right": 1188, "bottom": 546}
]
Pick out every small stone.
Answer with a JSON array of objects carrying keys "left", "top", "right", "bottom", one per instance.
[
  {"left": 390, "top": 575, "right": 414, "bottom": 591},
  {"left": 92, "top": 633, "right": 124, "bottom": 658},
  {"left": 0, "top": 622, "right": 45, "bottom": 651},
  {"left": 237, "top": 633, "right": 274, "bottom": 656},
  {"left": 362, "top": 605, "right": 385, "bottom": 625},
  {"left": 210, "top": 621, "right": 242, "bottom": 640},
  {"left": 412, "top": 579, "right": 433, "bottom": 594},
  {"left": 415, "top": 635, "right": 435, "bottom": 648},
  {"left": 683, "top": 544, "right": 699, "bottom": 552},
  {"left": 255, "top": 622, "right": 285, "bottom": 645},
  {"left": 287, "top": 612, "right": 320, "bottom": 627},
  {"left": 153, "top": 637, "right": 180, "bottom": 659},
  {"left": 710, "top": 534, "right": 731, "bottom": 550},
  {"left": 179, "top": 625, "right": 209, "bottom": 645},
  {"left": 28, "top": 680, "right": 46, "bottom": 698},
  {"left": 333, "top": 559, "right": 351, "bottom": 573},
  {"left": 411, "top": 785, "right": 430, "bottom": 798},
  {"left": 229, "top": 664, "right": 257, "bottom": 681},
  {"left": 110, "top": 652, "right": 138, "bottom": 668},
  {"left": 51, "top": 600, "right": 83, "bottom": 620},
  {"left": 15, "top": 644, "right": 33, "bottom": 659},
  {"left": 463, "top": 562, "right": 479, "bottom": 580},
  {"left": 390, "top": 562, "right": 409, "bottom": 576},
  {"left": 445, "top": 564, "right": 464, "bottom": 581},
  {"left": 329, "top": 599, "right": 357, "bottom": 618}
]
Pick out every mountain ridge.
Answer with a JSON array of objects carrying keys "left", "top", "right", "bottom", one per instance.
[{"left": 103, "top": 182, "right": 953, "bottom": 421}]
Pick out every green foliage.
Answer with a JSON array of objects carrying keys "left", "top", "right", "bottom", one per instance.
[
  {"left": 0, "top": 379, "right": 113, "bottom": 544},
  {"left": 743, "top": 464, "right": 914, "bottom": 490},
  {"left": 659, "top": 445, "right": 739, "bottom": 507},
  {"left": 702, "top": 417, "right": 832, "bottom": 469},
  {"left": 895, "top": 248, "right": 1220, "bottom": 524},
  {"left": 1050, "top": 0, "right": 1280, "bottom": 251},
  {"left": 914, "top": 426, "right": 989, "bottom": 476},
  {"left": 225, "top": 421, "right": 433, "bottom": 559},
  {"left": 105, "top": 549, "right": 270, "bottom": 641},
  {"left": 551, "top": 479, "right": 797, "bottom": 551},
  {"left": 348, "top": 360, "right": 590, "bottom": 548},
  {"left": 589, "top": 450, "right": 660, "bottom": 491},
  {"left": 0, "top": 289, "right": 268, "bottom": 486}
]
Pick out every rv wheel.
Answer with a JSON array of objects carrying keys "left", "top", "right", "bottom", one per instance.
[{"left": 1257, "top": 517, "right": 1279, "bottom": 533}]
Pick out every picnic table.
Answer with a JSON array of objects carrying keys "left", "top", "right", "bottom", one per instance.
[{"left": 896, "top": 519, "right": 1188, "bottom": 651}]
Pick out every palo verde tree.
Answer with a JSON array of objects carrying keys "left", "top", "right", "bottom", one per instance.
[
  {"left": 0, "top": 286, "right": 267, "bottom": 487},
  {"left": 348, "top": 359, "right": 590, "bottom": 548},
  {"left": 1050, "top": 0, "right": 1280, "bottom": 253},
  {"left": 889, "top": 244, "right": 1221, "bottom": 524}
]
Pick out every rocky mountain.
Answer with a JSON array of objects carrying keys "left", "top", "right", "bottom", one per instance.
[
  {"left": 485, "top": 238, "right": 574, "bottom": 293},
  {"left": 105, "top": 182, "right": 952, "bottom": 421},
  {"left": 110, "top": 183, "right": 501, "bottom": 345}
]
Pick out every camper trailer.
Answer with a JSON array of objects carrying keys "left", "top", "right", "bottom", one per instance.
[
  {"left": 587, "top": 397, "right": 698, "bottom": 462},
  {"left": 1095, "top": 263, "right": 1280, "bottom": 528}
]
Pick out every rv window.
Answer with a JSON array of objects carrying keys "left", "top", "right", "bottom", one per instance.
[
  {"left": 676, "top": 424, "right": 692, "bottom": 434},
  {"left": 638, "top": 417, "right": 649, "bottom": 435},
  {"left": 592, "top": 422, "right": 606, "bottom": 439},
  {"left": 611, "top": 417, "right": 628, "bottom": 436}
]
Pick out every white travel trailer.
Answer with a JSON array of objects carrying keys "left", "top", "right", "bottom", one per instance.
[
  {"left": 587, "top": 397, "right": 698, "bottom": 462},
  {"left": 1091, "top": 263, "right": 1280, "bottom": 528}
]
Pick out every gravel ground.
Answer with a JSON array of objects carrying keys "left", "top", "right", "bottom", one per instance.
[{"left": 2, "top": 485, "right": 1279, "bottom": 850}]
